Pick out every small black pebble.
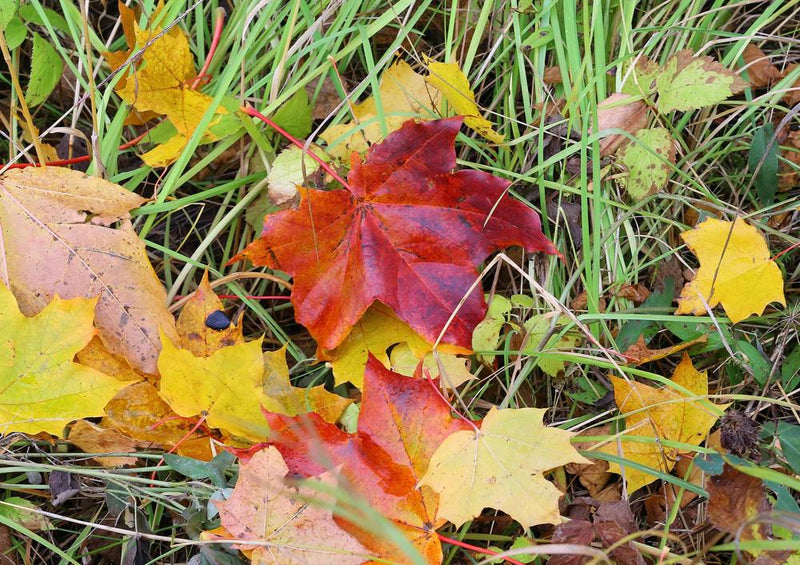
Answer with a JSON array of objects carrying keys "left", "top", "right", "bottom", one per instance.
[{"left": 205, "top": 310, "right": 231, "bottom": 331}]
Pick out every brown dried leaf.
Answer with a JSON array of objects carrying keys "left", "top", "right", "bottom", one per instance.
[
  {"left": 615, "top": 284, "right": 650, "bottom": 304},
  {"left": 621, "top": 335, "right": 707, "bottom": 365},
  {"left": 741, "top": 45, "right": 781, "bottom": 88},
  {"left": 0, "top": 167, "right": 176, "bottom": 374},
  {"left": 549, "top": 520, "right": 595, "bottom": 565},
  {"left": 66, "top": 420, "right": 144, "bottom": 467},
  {"left": 708, "top": 464, "right": 770, "bottom": 542},
  {"left": 593, "top": 94, "right": 648, "bottom": 156}
]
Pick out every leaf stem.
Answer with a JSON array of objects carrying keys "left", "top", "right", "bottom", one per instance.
[
  {"left": 240, "top": 105, "right": 352, "bottom": 190},
  {"left": 436, "top": 532, "right": 526, "bottom": 565},
  {"left": 191, "top": 8, "right": 226, "bottom": 89}
]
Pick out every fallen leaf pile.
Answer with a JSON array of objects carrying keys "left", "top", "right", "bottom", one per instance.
[{"left": 0, "top": 7, "right": 793, "bottom": 560}]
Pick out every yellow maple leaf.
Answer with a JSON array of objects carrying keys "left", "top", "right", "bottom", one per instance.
[
  {"left": 0, "top": 282, "right": 131, "bottom": 436},
  {"left": 262, "top": 347, "right": 352, "bottom": 425},
  {"left": 676, "top": 217, "right": 785, "bottom": 323},
  {"left": 175, "top": 272, "right": 244, "bottom": 357},
  {"left": 317, "top": 302, "right": 471, "bottom": 388},
  {"left": 106, "top": 5, "right": 227, "bottom": 166},
  {"left": 419, "top": 407, "right": 590, "bottom": 527},
  {"left": 158, "top": 334, "right": 351, "bottom": 442},
  {"left": 157, "top": 333, "right": 274, "bottom": 441},
  {"left": 596, "top": 353, "right": 729, "bottom": 492},
  {"left": 425, "top": 60, "right": 505, "bottom": 145},
  {"left": 320, "top": 61, "right": 440, "bottom": 160}
]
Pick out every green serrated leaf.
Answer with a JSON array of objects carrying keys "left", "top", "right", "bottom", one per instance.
[
  {"left": 748, "top": 123, "right": 779, "bottom": 206},
  {"left": 4, "top": 16, "right": 25, "bottom": 49},
  {"left": 0, "top": 0, "right": 18, "bottom": 31},
  {"left": 656, "top": 50, "right": 748, "bottom": 113},
  {"left": 270, "top": 90, "right": 312, "bottom": 139},
  {"left": 618, "top": 127, "right": 675, "bottom": 200},
  {"left": 25, "top": 31, "right": 62, "bottom": 106},
  {"left": 521, "top": 314, "right": 580, "bottom": 377},
  {"left": 472, "top": 295, "right": 512, "bottom": 365},
  {"left": 620, "top": 55, "right": 660, "bottom": 97}
]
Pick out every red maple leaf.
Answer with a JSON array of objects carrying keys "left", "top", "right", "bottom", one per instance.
[
  {"left": 236, "top": 117, "right": 557, "bottom": 350},
  {"left": 262, "top": 355, "right": 473, "bottom": 563}
]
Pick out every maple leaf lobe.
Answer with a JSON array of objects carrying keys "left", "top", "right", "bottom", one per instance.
[{"left": 239, "top": 117, "right": 557, "bottom": 350}]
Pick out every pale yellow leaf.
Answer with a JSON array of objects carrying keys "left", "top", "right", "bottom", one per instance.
[{"left": 419, "top": 407, "right": 590, "bottom": 527}]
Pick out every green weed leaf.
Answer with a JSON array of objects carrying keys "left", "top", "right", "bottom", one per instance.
[
  {"left": 656, "top": 50, "right": 748, "bottom": 113},
  {"left": 25, "top": 31, "right": 62, "bottom": 106}
]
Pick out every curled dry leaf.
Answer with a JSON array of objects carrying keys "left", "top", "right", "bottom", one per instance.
[
  {"left": 741, "top": 45, "right": 781, "bottom": 88},
  {"left": 0, "top": 167, "right": 177, "bottom": 375},
  {"left": 621, "top": 334, "right": 707, "bottom": 365},
  {"left": 593, "top": 93, "right": 648, "bottom": 156}
]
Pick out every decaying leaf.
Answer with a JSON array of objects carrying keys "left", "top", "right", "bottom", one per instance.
[
  {"left": 317, "top": 302, "right": 470, "bottom": 388},
  {"left": 0, "top": 282, "right": 130, "bottom": 436},
  {"left": 676, "top": 217, "right": 786, "bottom": 323},
  {"left": 264, "top": 356, "right": 473, "bottom": 563},
  {"left": 213, "top": 447, "right": 370, "bottom": 565},
  {"left": 621, "top": 335, "right": 707, "bottom": 365},
  {"left": 0, "top": 167, "right": 177, "bottom": 375},
  {"left": 320, "top": 60, "right": 439, "bottom": 160},
  {"left": 66, "top": 420, "right": 144, "bottom": 467},
  {"left": 236, "top": 118, "right": 556, "bottom": 351},
  {"left": 597, "top": 353, "right": 729, "bottom": 492},
  {"left": 741, "top": 45, "right": 781, "bottom": 88},
  {"left": 106, "top": 3, "right": 235, "bottom": 166},
  {"left": 620, "top": 55, "right": 660, "bottom": 98},
  {"left": 708, "top": 464, "right": 786, "bottom": 562},
  {"left": 617, "top": 127, "right": 675, "bottom": 200},
  {"left": 593, "top": 93, "right": 648, "bottom": 156},
  {"left": 426, "top": 60, "right": 505, "bottom": 144},
  {"left": 655, "top": 50, "right": 749, "bottom": 113},
  {"left": 419, "top": 406, "right": 590, "bottom": 527}
]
